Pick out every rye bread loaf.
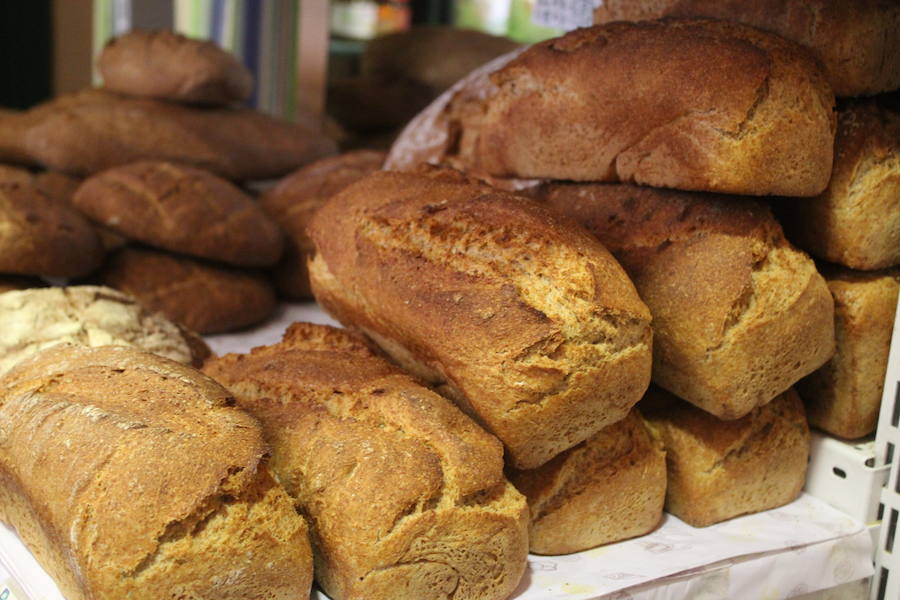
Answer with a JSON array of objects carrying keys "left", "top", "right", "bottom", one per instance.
[
  {"left": 307, "top": 169, "right": 653, "bottom": 469},
  {"left": 797, "top": 267, "right": 900, "bottom": 439},
  {"left": 204, "top": 322, "right": 530, "bottom": 600},
  {"left": 775, "top": 100, "right": 900, "bottom": 270},
  {"left": 593, "top": 0, "right": 900, "bottom": 97},
  {"left": 4, "top": 88, "right": 336, "bottom": 180},
  {"left": 74, "top": 161, "right": 283, "bottom": 267},
  {"left": 0, "top": 285, "right": 210, "bottom": 375},
  {"left": 260, "top": 150, "right": 385, "bottom": 298},
  {"left": 99, "top": 29, "right": 253, "bottom": 105},
  {"left": 642, "top": 386, "right": 810, "bottom": 527},
  {"left": 541, "top": 182, "right": 834, "bottom": 419},
  {"left": 507, "top": 409, "right": 666, "bottom": 555},
  {"left": 0, "top": 344, "right": 314, "bottom": 600},
  {"left": 441, "top": 18, "right": 835, "bottom": 196},
  {"left": 95, "top": 247, "right": 276, "bottom": 334}
]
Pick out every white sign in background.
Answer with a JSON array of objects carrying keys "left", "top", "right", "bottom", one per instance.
[{"left": 532, "top": 0, "right": 602, "bottom": 30}]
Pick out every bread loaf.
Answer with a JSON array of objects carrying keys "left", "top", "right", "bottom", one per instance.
[
  {"left": 442, "top": 19, "right": 835, "bottom": 196},
  {"left": 775, "top": 100, "right": 900, "bottom": 270},
  {"left": 0, "top": 344, "right": 313, "bottom": 599},
  {"left": 797, "top": 267, "right": 900, "bottom": 439},
  {"left": 541, "top": 182, "right": 834, "bottom": 419},
  {"left": 643, "top": 387, "right": 810, "bottom": 527},
  {"left": 260, "top": 150, "right": 385, "bottom": 298},
  {"left": 507, "top": 409, "right": 666, "bottom": 555},
  {"left": 74, "top": 161, "right": 284, "bottom": 267},
  {"left": 204, "top": 322, "right": 529, "bottom": 600},
  {"left": 593, "top": 0, "right": 900, "bottom": 97},
  {"left": 0, "top": 285, "right": 210, "bottom": 375},
  {"left": 99, "top": 29, "right": 253, "bottom": 105},
  {"left": 308, "top": 169, "right": 653, "bottom": 469}
]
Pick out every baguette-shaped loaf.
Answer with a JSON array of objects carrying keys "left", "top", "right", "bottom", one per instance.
[
  {"left": 0, "top": 345, "right": 313, "bottom": 600},
  {"left": 445, "top": 19, "right": 835, "bottom": 196},
  {"left": 204, "top": 322, "right": 529, "bottom": 600},
  {"left": 507, "top": 410, "right": 666, "bottom": 555},
  {"left": 593, "top": 0, "right": 900, "bottom": 97},
  {"left": 307, "top": 169, "right": 653, "bottom": 469},
  {"left": 542, "top": 183, "right": 834, "bottom": 419}
]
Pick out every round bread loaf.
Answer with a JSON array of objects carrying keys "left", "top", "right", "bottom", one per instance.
[
  {"left": 74, "top": 160, "right": 283, "bottom": 267},
  {"left": 0, "top": 344, "right": 314, "bottom": 600},
  {"left": 99, "top": 29, "right": 254, "bottom": 105},
  {"left": 443, "top": 18, "right": 836, "bottom": 196}
]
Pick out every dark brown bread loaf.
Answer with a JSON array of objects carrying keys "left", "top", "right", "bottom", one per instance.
[
  {"left": 443, "top": 19, "right": 835, "bottom": 196},
  {"left": 0, "top": 180, "right": 103, "bottom": 278},
  {"left": 260, "top": 150, "right": 386, "bottom": 298},
  {"left": 308, "top": 169, "right": 653, "bottom": 469},
  {"left": 593, "top": 0, "right": 900, "bottom": 97},
  {"left": 99, "top": 29, "right": 253, "bottom": 105},
  {"left": 96, "top": 247, "right": 277, "bottom": 334},
  {"left": 798, "top": 267, "right": 900, "bottom": 439},
  {"left": 74, "top": 161, "right": 283, "bottom": 267},
  {"left": 204, "top": 322, "right": 529, "bottom": 600},
  {"left": 775, "top": 101, "right": 900, "bottom": 270},
  {"left": 542, "top": 182, "right": 834, "bottom": 419},
  {"left": 507, "top": 409, "right": 666, "bottom": 555},
  {"left": 642, "top": 387, "right": 810, "bottom": 527},
  {"left": 4, "top": 88, "right": 336, "bottom": 180},
  {"left": 0, "top": 344, "right": 313, "bottom": 600}
]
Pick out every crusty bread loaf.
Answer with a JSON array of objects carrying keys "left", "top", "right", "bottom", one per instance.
[
  {"left": 204, "top": 322, "right": 529, "bottom": 600},
  {"left": 0, "top": 285, "right": 210, "bottom": 375},
  {"left": 541, "top": 182, "right": 834, "bottom": 419},
  {"left": 775, "top": 100, "right": 900, "bottom": 270},
  {"left": 593, "top": 0, "right": 900, "bottom": 97},
  {"left": 307, "top": 169, "right": 652, "bottom": 469},
  {"left": 0, "top": 344, "right": 313, "bottom": 600},
  {"left": 260, "top": 150, "right": 385, "bottom": 298},
  {"left": 5, "top": 88, "right": 336, "bottom": 180},
  {"left": 0, "top": 180, "right": 103, "bottom": 278},
  {"left": 507, "top": 409, "right": 665, "bottom": 555},
  {"left": 96, "top": 247, "right": 276, "bottom": 334},
  {"left": 442, "top": 19, "right": 835, "bottom": 196},
  {"left": 643, "top": 386, "right": 810, "bottom": 527},
  {"left": 797, "top": 267, "right": 900, "bottom": 439},
  {"left": 99, "top": 29, "right": 253, "bottom": 105},
  {"left": 75, "top": 161, "right": 283, "bottom": 267}
]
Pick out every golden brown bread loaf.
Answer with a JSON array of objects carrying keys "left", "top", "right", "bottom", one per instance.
[
  {"left": 95, "top": 247, "right": 276, "bottom": 334},
  {"left": 542, "top": 182, "right": 834, "bottom": 419},
  {"left": 507, "top": 409, "right": 666, "bottom": 555},
  {"left": 0, "top": 180, "right": 104, "bottom": 278},
  {"left": 797, "top": 267, "right": 900, "bottom": 439},
  {"left": 593, "top": 0, "right": 900, "bottom": 97},
  {"left": 643, "top": 387, "right": 810, "bottom": 527},
  {"left": 74, "top": 161, "right": 283, "bottom": 267},
  {"left": 260, "top": 150, "right": 386, "bottom": 298},
  {"left": 204, "top": 322, "right": 529, "bottom": 600},
  {"left": 775, "top": 100, "right": 900, "bottom": 270},
  {"left": 99, "top": 29, "right": 253, "bottom": 105},
  {"left": 0, "top": 344, "right": 314, "bottom": 600},
  {"left": 308, "top": 169, "right": 653, "bottom": 469},
  {"left": 4, "top": 88, "right": 336, "bottom": 180},
  {"left": 0, "top": 285, "right": 210, "bottom": 375},
  {"left": 442, "top": 19, "right": 836, "bottom": 196}
]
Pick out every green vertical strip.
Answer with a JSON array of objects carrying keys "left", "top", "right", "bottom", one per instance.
[{"left": 92, "top": 0, "right": 113, "bottom": 85}]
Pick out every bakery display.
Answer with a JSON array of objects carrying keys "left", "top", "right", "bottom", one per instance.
[
  {"left": 798, "top": 266, "right": 900, "bottom": 439},
  {"left": 541, "top": 182, "right": 835, "bottom": 419},
  {"left": 204, "top": 322, "right": 529, "bottom": 600},
  {"left": 592, "top": 0, "right": 900, "bottom": 97},
  {"left": 0, "top": 344, "right": 314, "bottom": 600},
  {"left": 507, "top": 409, "right": 666, "bottom": 555},
  {"left": 775, "top": 100, "right": 900, "bottom": 270},
  {"left": 643, "top": 387, "right": 810, "bottom": 527},
  {"left": 307, "top": 168, "right": 653, "bottom": 469}
]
